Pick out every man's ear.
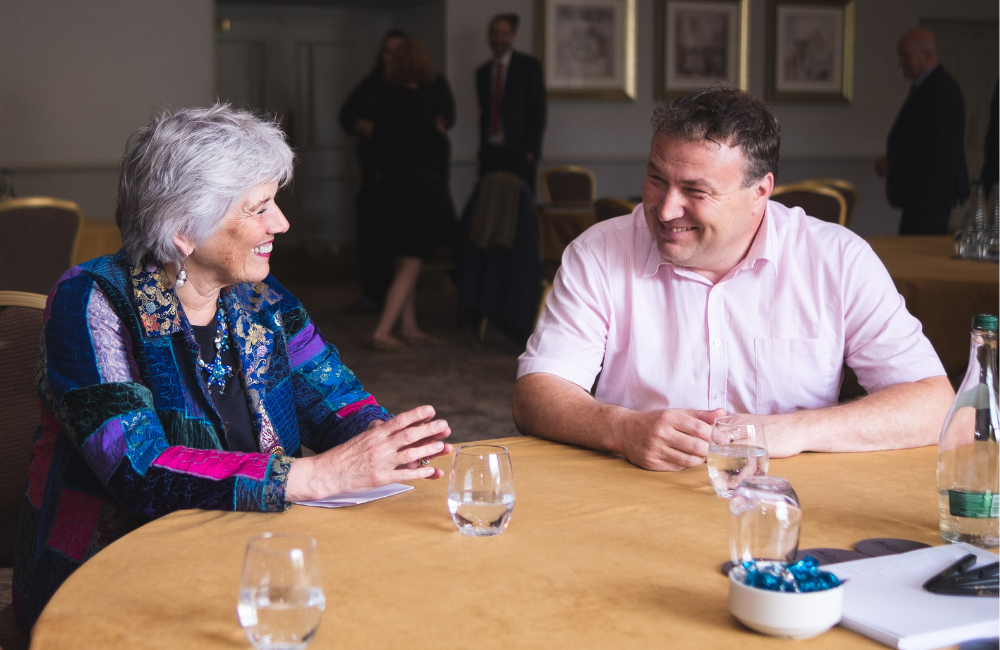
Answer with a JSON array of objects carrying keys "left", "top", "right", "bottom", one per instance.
[
  {"left": 172, "top": 234, "right": 194, "bottom": 258},
  {"left": 756, "top": 172, "right": 775, "bottom": 200}
]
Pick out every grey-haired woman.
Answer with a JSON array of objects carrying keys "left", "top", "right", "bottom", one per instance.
[{"left": 13, "top": 104, "right": 451, "bottom": 632}]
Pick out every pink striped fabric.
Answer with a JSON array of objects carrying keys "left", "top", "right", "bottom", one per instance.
[
  {"left": 518, "top": 202, "right": 945, "bottom": 416},
  {"left": 150, "top": 447, "right": 271, "bottom": 481}
]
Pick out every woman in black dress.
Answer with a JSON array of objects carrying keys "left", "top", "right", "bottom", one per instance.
[{"left": 371, "top": 39, "right": 450, "bottom": 350}]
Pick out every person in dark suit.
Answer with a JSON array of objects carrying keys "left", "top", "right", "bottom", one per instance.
[
  {"left": 476, "top": 14, "right": 547, "bottom": 193},
  {"left": 875, "top": 28, "right": 969, "bottom": 235}
]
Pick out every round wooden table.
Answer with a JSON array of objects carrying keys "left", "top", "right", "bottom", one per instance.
[
  {"left": 867, "top": 236, "right": 999, "bottom": 375},
  {"left": 30, "top": 437, "right": 979, "bottom": 649}
]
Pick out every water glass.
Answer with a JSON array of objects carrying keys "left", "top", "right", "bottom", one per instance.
[
  {"left": 729, "top": 477, "right": 802, "bottom": 571},
  {"left": 448, "top": 444, "right": 515, "bottom": 536},
  {"left": 237, "top": 533, "right": 325, "bottom": 650},
  {"left": 707, "top": 416, "right": 769, "bottom": 497}
]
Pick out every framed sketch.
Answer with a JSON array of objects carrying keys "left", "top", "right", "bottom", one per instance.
[
  {"left": 767, "top": 0, "right": 854, "bottom": 102},
  {"left": 656, "top": 0, "right": 749, "bottom": 99},
  {"left": 536, "top": 0, "right": 637, "bottom": 100}
]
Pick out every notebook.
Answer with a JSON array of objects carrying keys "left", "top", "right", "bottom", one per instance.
[{"left": 825, "top": 543, "right": 999, "bottom": 650}]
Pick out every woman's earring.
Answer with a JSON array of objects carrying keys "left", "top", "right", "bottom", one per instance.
[{"left": 175, "top": 257, "right": 188, "bottom": 289}]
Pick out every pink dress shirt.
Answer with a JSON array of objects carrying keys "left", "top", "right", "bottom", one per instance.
[{"left": 518, "top": 201, "right": 945, "bottom": 415}]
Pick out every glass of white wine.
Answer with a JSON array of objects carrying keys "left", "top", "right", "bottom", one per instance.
[
  {"left": 237, "top": 533, "right": 325, "bottom": 650},
  {"left": 708, "top": 415, "right": 768, "bottom": 498},
  {"left": 448, "top": 445, "right": 515, "bottom": 536}
]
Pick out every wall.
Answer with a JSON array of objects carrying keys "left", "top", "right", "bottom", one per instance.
[
  {"left": 0, "top": 0, "right": 215, "bottom": 220},
  {"left": 444, "top": 0, "right": 999, "bottom": 236}
]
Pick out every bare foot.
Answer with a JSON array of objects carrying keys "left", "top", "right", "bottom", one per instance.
[{"left": 372, "top": 334, "right": 410, "bottom": 352}]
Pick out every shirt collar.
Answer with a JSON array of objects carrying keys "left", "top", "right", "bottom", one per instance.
[
  {"left": 913, "top": 63, "right": 938, "bottom": 89},
  {"left": 639, "top": 202, "right": 777, "bottom": 280},
  {"left": 495, "top": 49, "right": 513, "bottom": 68}
]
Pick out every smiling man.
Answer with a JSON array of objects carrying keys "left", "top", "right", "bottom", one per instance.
[{"left": 512, "top": 87, "right": 954, "bottom": 471}]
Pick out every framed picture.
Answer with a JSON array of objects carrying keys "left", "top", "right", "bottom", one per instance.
[
  {"left": 767, "top": 0, "right": 855, "bottom": 102},
  {"left": 656, "top": 0, "right": 749, "bottom": 99},
  {"left": 536, "top": 0, "right": 637, "bottom": 100}
]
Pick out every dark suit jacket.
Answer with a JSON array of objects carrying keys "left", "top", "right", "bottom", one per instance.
[
  {"left": 886, "top": 65, "right": 970, "bottom": 210},
  {"left": 476, "top": 51, "right": 547, "bottom": 161}
]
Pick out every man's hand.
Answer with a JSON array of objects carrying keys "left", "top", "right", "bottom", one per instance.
[
  {"left": 874, "top": 155, "right": 889, "bottom": 179},
  {"left": 354, "top": 118, "right": 374, "bottom": 139},
  {"left": 611, "top": 408, "right": 725, "bottom": 471}
]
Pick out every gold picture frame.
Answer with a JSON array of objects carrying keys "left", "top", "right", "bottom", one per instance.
[
  {"left": 536, "top": 0, "right": 637, "bottom": 101},
  {"left": 767, "top": 0, "right": 855, "bottom": 103},
  {"left": 655, "top": 0, "right": 749, "bottom": 100}
]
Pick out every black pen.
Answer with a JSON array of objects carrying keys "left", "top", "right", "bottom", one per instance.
[{"left": 922, "top": 553, "right": 977, "bottom": 590}]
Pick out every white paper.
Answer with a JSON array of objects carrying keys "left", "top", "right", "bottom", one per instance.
[
  {"left": 294, "top": 483, "right": 413, "bottom": 508},
  {"left": 826, "top": 543, "right": 1000, "bottom": 650}
]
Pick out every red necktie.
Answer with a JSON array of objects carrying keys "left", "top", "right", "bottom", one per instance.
[{"left": 490, "top": 61, "right": 504, "bottom": 138}]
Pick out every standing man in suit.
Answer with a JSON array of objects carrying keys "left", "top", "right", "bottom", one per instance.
[
  {"left": 876, "top": 28, "right": 969, "bottom": 235},
  {"left": 476, "top": 14, "right": 547, "bottom": 193}
]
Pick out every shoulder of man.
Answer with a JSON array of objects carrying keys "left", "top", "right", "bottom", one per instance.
[
  {"left": 565, "top": 207, "right": 647, "bottom": 265},
  {"left": 511, "top": 50, "right": 543, "bottom": 70},
  {"left": 767, "top": 200, "right": 868, "bottom": 261}
]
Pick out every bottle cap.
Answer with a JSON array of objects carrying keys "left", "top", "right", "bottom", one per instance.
[{"left": 972, "top": 314, "right": 999, "bottom": 332}]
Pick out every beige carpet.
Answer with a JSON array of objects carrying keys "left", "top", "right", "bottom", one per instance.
[{"left": 284, "top": 271, "right": 524, "bottom": 444}]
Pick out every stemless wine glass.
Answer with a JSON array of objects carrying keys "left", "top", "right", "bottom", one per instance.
[
  {"left": 708, "top": 415, "right": 769, "bottom": 498},
  {"left": 448, "top": 445, "right": 515, "bottom": 536},
  {"left": 237, "top": 533, "right": 325, "bottom": 650},
  {"left": 729, "top": 477, "right": 802, "bottom": 572}
]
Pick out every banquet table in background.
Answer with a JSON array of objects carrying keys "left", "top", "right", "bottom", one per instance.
[
  {"left": 867, "top": 236, "right": 999, "bottom": 376},
  {"left": 538, "top": 206, "right": 595, "bottom": 263},
  {"left": 31, "top": 436, "right": 987, "bottom": 650}
]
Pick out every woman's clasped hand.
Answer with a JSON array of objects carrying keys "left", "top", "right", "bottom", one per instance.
[{"left": 286, "top": 406, "right": 452, "bottom": 502}]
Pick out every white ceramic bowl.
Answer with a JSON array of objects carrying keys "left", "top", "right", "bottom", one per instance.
[{"left": 728, "top": 569, "right": 844, "bottom": 639}]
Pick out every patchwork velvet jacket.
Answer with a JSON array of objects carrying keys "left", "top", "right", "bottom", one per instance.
[{"left": 13, "top": 253, "right": 389, "bottom": 631}]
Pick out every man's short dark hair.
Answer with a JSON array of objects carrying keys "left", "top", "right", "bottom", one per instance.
[
  {"left": 651, "top": 87, "right": 780, "bottom": 187},
  {"left": 491, "top": 13, "right": 520, "bottom": 33}
]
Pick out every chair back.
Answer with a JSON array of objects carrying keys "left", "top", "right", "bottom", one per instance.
[
  {"left": 540, "top": 165, "right": 597, "bottom": 205},
  {"left": 0, "top": 291, "right": 46, "bottom": 568},
  {"left": 0, "top": 197, "right": 84, "bottom": 294},
  {"left": 595, "top": 197, "right": 636, "bottom": 222},
  {"left": 811, "top": 178, "right": 859, "bottom": 227},
  {"left": 770, "top": 183, "right": 847, "bottom": 226}
]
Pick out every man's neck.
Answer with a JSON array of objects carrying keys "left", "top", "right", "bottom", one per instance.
[
  {"left": 913, "top": 62, "right": 938, "bottom": 88},
  {"left": 494, "top": 49, "right": 513, "bottom": 63}
]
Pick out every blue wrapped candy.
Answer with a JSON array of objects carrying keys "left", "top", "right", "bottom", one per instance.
[{"left": 740, "top": 556, "right": 844, "bottom": 592}]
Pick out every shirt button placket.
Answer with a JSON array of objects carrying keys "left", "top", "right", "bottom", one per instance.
[{"left": 706, "top": 285, "right": 724, "bottom": 409}]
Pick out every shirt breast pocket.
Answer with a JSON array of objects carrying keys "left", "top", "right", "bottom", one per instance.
[{"left": 753, "top": 337, "right": 837, "bottom": 415}]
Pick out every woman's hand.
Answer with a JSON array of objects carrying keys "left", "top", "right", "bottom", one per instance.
[{"left": 285, "top": 405, "right": 452, "bottom": 502}]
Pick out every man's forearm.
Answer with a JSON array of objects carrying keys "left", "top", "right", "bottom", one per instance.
[
  {"left": 761, "top": 376, "right": 953, "bottom": 457},
  {"left": 512, "top": 373, "right": 624, "bottom": 454}
]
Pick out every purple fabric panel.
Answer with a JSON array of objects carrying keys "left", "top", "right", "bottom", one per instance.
[
  {"left": 82, "top": 417, "right": 128, "bottom": 485},
  {"left": 286, "top": 321, "right": 326, "bottom": 368},
  {"left": 87, "top": 285, "right": 138, "bottom": 383}
]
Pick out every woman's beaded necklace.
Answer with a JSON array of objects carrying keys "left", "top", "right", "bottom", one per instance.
[{"left": 198, "top": 296, "right": 233, "bottom": 394}]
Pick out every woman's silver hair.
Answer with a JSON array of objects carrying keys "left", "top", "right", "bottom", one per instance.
[{"left": 115, "top": 103, "right": 295, "bottom": 266}]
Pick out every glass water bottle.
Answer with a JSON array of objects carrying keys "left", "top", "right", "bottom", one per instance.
[{"left": 937, "top": 314, "right": 999, "bottom": 547}]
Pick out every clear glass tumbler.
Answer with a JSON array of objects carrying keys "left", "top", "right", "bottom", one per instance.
[
  {"left": 237, "top": 533, "right": 325, "bottom": 650},
  {"left": 708, "top": 415, "right": 769, "bottom": 497},
  {"left": 729, "top": 477, "right": 802, "bottom": 572},
  {"left": 448, "top": 444, "right": 515, "bottom": 536}
]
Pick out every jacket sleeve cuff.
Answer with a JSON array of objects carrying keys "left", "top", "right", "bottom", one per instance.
[{"left": 263, "top": 455, "right": 294, "bottom": 512}]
